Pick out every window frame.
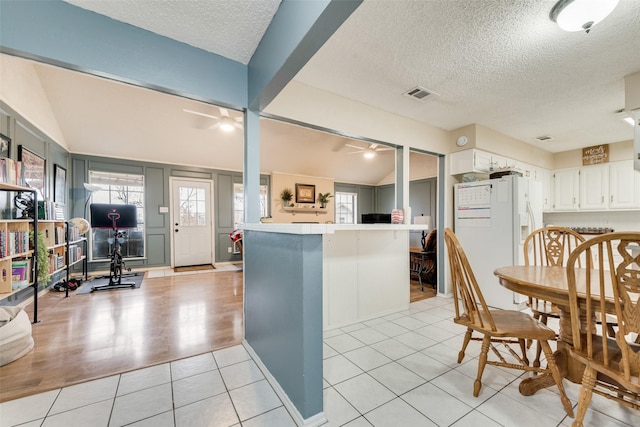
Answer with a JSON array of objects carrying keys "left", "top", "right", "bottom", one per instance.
[{"left": 88, "top": 170, "right": 145, "bottom": 261}]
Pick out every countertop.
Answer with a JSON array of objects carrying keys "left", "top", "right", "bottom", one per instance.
[{"left": 240, "top": 223, "right": 431, "bottom": 235}]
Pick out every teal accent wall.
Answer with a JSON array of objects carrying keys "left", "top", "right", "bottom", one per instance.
[{"left": 244, "top": 230, "right": 323, "bottom": 419}]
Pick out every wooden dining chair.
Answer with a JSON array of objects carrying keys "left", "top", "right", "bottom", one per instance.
[
  {"left": 523, "top": 226, "right": 586, "bottom": 367},
  {"left": 566, "top": 231, "right": 640, "bottom": 427},
  {"left": 444, "top": 228, "right": 574, "bottom": 417}
]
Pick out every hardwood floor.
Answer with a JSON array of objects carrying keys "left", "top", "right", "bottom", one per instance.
[
  {"left": 410, "top": 279, "right": 437, "bottom": 303},
  {"left": 0, "top": 270, "right": 243, "bottom": 403}
]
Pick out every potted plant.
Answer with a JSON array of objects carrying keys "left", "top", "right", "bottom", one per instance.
[
  {"left": 318, "top": 192, "right": 333, "bottom": 208},
  {"left": 280, "top": 187, "right": 293, "bottom": 207},
  {"left": 30, "top": 230, "right": 51, "bottom": 286}
]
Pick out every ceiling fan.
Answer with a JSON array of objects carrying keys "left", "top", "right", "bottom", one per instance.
[
  {"left": 345, "top": 142, "right": 393, "bottom": 158},
  {"left": 183, "top": 106, "right": 243, "bottom": 132}
]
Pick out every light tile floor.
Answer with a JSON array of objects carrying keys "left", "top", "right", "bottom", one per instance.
[{"left": 2, "top": 296, "right": 639, "bottom": 427}]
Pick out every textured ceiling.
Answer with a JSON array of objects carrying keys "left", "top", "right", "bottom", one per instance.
[
  {"left": 64, "top": 0, "right": 281, "bottom": 64},
  {"left": 39, "top": 0, "right": 640, "bottom": 162},
  {"left": 295, "top": 0, "right": 640, "bottom": 152}
]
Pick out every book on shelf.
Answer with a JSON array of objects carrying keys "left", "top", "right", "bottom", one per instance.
[
  {"left": 11, "top": 260, "right": 29, "bottom": 290},
  {"left": 0, "top": 157, "right": 24, "bottom": 186},
  {"left": 68, "top": 244, "right": 83, "bottom": 264}
]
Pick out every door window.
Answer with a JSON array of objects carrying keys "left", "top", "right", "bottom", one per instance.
[{"left": 178, "top": 187, "right": 207, "bottom": 226}]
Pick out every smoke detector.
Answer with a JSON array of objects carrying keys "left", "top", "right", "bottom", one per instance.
[
  {"left": 535, "top": 135, "right": 554, "bottom": 142},
  {"left": 403, "top": 86, "right": 438, "bottom": 102}
]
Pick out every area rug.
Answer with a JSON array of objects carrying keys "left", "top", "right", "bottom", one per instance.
[
  {"left": 76, "top": 273, "right": 144, "bottom": 295},
  {"left": 174, "top": 264, "right": 215, "bottom": 273}
]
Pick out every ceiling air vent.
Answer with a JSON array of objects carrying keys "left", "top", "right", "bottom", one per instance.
[
  {"left": 535, "top": 135, "right": 554, "bottom": 142},
  {"left": 403, "top": 86, "right": 437, "bottom": 102}
]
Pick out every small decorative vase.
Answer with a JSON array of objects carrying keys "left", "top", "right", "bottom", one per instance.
[{"left": 391, "top": 209, "right": 404, "bottom": 224}]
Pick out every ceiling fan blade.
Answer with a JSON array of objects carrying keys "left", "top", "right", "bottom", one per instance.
[
  {"left": 208, "top": 122, "right": 221, "bottom": 130},
  {"left": 369, "top": 143, "right": 379, "bottom": 150},
  {"left": 218, "top": 107, "right": 230, "bottom": 118},
  {"left": 233, "top": 122, "right": 243, "bottom": 129},
  {"left": 183, "top": 108, "right": 220, "bottom": 119},
  {"left": 345, "top": 143, "right": 364, "bottom": 150}
]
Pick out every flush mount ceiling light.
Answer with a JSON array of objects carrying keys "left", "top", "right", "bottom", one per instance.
[
  {"left": 363, "top": 148, "right": 376, "bottom": 159},
  {"left": 550, "top": 0, "right": 619, "bottom": 33},
  {"left": 615, "top": 109, "right": 636, "bottom": 126}
]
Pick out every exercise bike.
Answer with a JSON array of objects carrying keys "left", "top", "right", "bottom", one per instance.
[
  {"left": 89, "top": 204, "right": 138, "bottom": 292},
  {"left": 106, "top": 229, "right": 132, "bottom": 287}
]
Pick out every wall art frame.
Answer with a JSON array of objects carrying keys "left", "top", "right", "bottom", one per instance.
[
  {"left": 295, "top": 183, "right": 316, "bottom": 203},
  {"left": 0, "top": 133, "right": 10, "bottom": 158},
  {"left": 54, "top": 164, "right": 67, "bottom": 205},
  {"left": 18, "top": 145, "right": 45, "bottom": 197}
]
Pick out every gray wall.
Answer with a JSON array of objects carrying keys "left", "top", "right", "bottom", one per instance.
[
  {"left": 377, "top": 184, "right": 396, "bottom": 213},
  {"left": 335, "top": 179, "right": 436, "bottom": 225},
  {"left": 71, "top": 154, "right": 270, "bottom": 271},
  {"left": 334, "top": 182, "right": 375, "bottom": 223},
  {"left": 1, "top": 100, "right": 269, "bottom": 306},
  {"left": 409, "top": 178, "right": 437, "bottom": 248}
]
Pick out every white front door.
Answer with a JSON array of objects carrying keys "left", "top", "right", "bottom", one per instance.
[{"left": 171, "top": 179, "right": 213, "bottom": 267}]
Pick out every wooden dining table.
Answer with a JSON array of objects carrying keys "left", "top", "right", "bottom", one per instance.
[{"left": 493, "top": 265, "right": 615, "bottom": 396}]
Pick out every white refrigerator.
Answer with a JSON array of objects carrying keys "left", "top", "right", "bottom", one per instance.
[{"left": 454, "top": 175, "right": 542, "bottom": 309}]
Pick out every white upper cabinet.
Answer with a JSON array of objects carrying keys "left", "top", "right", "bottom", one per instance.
[
  {"left": 553, "top": 168, "right": 580, "bottom": 211},
  {"left": 450, "top": 149, "right": 492, "bottom": 175},
  {"left": 450, "top": 149, "right": 552, "bottom": 209},
  {"left": 609, "top": 160, "right": 640, "bottom": 209},
  {"left": 450, "top": 151, "right": 638, "bottom": 212},
  {"left": 551, "top": 161, "right": 640, "bottom": 212},
  {"left": 579, "top": 164, "right": 609, "bottom": 210}
]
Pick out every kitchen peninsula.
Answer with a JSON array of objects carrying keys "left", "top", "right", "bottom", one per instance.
[{"left": 240, "top": 222, "right": 430, "bottom": 426}]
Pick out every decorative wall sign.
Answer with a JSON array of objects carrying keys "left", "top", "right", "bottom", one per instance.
[
  {"left": 295, "top": 183, "right": 315, "bottom": 203},
  {"left": 582, "top": 144, "right": 609, "bottom": 166}
]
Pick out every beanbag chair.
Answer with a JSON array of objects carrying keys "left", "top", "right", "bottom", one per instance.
[{"left": 0, "top": 306, "right": 34, "bottom": 367}]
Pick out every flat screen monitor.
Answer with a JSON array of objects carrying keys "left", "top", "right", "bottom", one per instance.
[{"left": 90, "top": 203, "right": 138, "bottom": 229}]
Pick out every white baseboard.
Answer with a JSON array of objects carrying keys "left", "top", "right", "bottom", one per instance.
[{"left": 243, "top": 340, "right": 327, "bottom": 427}]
